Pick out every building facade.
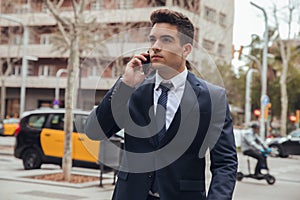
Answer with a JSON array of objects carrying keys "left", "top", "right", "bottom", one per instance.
[{"left": 0, "top": 0, "right": 234, "bottom": 117}]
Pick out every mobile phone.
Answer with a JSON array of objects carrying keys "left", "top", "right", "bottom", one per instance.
[{"left": 142, "top": 54, "right": 151, "bottom": 74}]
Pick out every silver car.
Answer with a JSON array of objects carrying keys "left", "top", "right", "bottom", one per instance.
[{"left": 267, "top": 129, "right": 300, "bottom": 158}]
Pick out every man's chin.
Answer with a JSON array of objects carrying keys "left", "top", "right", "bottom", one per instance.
[{"left": 151, "top": 63, "right": 169, "bottom": 70}]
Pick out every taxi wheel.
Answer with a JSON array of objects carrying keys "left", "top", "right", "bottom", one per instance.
[{"left": 22, "top": 148, "right": 42, "bottom": 170}]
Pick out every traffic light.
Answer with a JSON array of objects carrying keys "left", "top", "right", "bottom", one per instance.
[
  {"left": 254, "top": 109, "right": 260, "bottom": 119},
  {"left": 289, "top": 110, "right": 300, "bottom": 125},
  {"left": 289, "top": 115, "right": 297, "bottom": 123},
  {"left": 264, "top": 103, "right": 272, "bottom": 120},
  {"left": 237, "top": 46, "right": 243, "bottom": 60}
]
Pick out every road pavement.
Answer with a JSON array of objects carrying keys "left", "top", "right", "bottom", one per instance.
[{"left": 0, "top": 136, "right": 299, "bottom": 200}]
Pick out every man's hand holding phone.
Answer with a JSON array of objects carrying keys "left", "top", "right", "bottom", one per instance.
[{"left": 122, "top": 52, "right": 152, "bottom": 88}]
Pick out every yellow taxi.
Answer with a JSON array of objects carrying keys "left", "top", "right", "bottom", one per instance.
[
  {"left": 3, "top": 118, "right": 20, "bottom": 136},
  {"left": 14, "top": 108, "right": 101, "bottom": 170}
]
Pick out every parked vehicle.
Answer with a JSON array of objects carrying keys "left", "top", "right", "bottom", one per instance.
[
  {"left": 14, "top": 108, "right": 101, "bottom": 170},
  {"left": 3, "top": 118, "right": 20, "bottom": 136},
  {"left": 267, "top": 129, "right": 300, "bottom": 158},
  {"left": 0, "top": 118, "right": 3, "bottom": 135}
]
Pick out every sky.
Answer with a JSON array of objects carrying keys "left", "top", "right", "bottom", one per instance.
[{"left": 233, "top": 0, "right": 300, "bottom": 49}]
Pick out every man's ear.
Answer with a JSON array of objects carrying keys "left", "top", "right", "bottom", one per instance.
[{"left": 183, "top": 43, "right": 192, "bottom": 57}]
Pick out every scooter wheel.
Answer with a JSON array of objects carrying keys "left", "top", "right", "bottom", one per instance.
[
  {"left": 265, "top": 174, "right": 276, "bottom": 185},
  {"left": 236, "top": 172, "right": 244, "bottom": 181}
]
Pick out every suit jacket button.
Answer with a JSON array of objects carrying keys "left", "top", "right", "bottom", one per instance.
[{"left": 148, "top": 173, "right": 153, "bottom": 178}]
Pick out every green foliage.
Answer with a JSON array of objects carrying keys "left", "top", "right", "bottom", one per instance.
[{"left": 217, "top": 64, "right": 246, "bottom": 108}]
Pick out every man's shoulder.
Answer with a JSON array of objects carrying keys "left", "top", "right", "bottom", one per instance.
[{"left": 187, "top": 72, "right": 225, "bottom": 93}]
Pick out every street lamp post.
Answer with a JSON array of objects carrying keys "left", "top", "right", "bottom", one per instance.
[
  {"left": 0, "top": 14, "right": 28, "bottom": 117},
  {"left": 250, "top": 2, "right": 269, "bottom": 140},
  {"left": 242, "top": 54, "right": 261, "bottom": 127},
  {"left": 54, "top": 69, "right": 68, "bottom": 109},
  {"left": 244, "top": 68, "right": 257, "bottom": 127}
]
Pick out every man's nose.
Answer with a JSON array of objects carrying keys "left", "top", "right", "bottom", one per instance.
[{"left": 150, "top": 41, "right": 162, "bottom": 53}]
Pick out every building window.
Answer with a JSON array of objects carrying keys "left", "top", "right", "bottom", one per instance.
[
  {"left": 13, "top": 3, "right": 31, "bottom": 13},
  {"left": 204, "top": 6, "right": 216, "bottom": 23},
  {"left": 120, "top": 0, "right": 134, "bottom": 9},
  {"left": 40, "top": 34, "right": 51, "bottom": 45},
  {"left": 41, "top": 3, "right": 48, "bottom": 13},
  {"left": 91, "top": 0, "right": 102, "bottom": 10},
  {"left": 87, "top": 66, "right": 102, "bottom": 77},
  {"left": 38, "top": 65, "right": 55, "bottom": 77},
  {"left": 217, "top": 44, "right": 225, "bottom": 57},
  {"left": 13, "top": 35, "right": 22, "bottom": 45},
  {"left": 219, "top": 12, "right": 227, "bottom": 27},
  {"left": 202, "top": 39, "right": 214, "bottom": 52},
  {"left": 12, "top": 65, "right": 21, "bottom": 76},
  {"left": 27, "top": 64, "right": 34, "bottom": 76}
]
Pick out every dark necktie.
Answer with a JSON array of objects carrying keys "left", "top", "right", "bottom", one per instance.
[
  {"left": 150, "top": 83, "right": 172, "bottom": 195},
  {"left": 156, "top": 83, "right": 172, "bottom": 143}
]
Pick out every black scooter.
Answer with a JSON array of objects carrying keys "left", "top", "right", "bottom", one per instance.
[{"left": 236, "top": 153, "right": 276, "bottom": 185}]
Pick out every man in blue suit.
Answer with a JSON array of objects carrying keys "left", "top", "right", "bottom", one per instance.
[{"left": 85, "top": 9, "right": 237, "bottom": 200}]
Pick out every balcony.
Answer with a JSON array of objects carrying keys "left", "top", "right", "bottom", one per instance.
[
  {"left": 2, "top": 76, "right": 117, "bottom": 90},
  {"left": 0, "top": 7, "right": 198, "bottom": 27},
  {"left": 0, "top": 42, "right": 149, "bottom": 59}
]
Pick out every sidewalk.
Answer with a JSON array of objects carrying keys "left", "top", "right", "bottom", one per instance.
[
  {"left": 0, "top": 136, "right": 114, "bottom": 200},
  {"left": 1, "top": 136, "right": 300, "bottom": 200},
  {"left": 0, "top": 157, "right": 114, "bottom": 200},
  {"left": 0, "top": 136, "right": 14, "bottom": 155}
]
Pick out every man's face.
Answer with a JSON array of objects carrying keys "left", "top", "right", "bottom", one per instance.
[{"left": 148, "top": 23, "right": 190, "bottom": 77}]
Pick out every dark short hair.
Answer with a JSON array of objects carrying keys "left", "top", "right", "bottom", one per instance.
[
  {"left": 150, "top": 9, "right": 194, "bottom": 45},
  {"left": 251, "top": 123, "right": 259, "bottom": 129}
]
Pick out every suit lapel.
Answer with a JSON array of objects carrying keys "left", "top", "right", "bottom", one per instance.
[
  {"left": 136, "top": 75, "right": 159, "bottom": 147},
  {"left": 158, "top": 72, "right": 202, "bottom": 147}
]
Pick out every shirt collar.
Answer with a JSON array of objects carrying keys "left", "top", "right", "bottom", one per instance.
[{"left": 155, "top": 68, "right": 188, "bottom": 90}]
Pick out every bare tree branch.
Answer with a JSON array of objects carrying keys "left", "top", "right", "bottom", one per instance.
[
  {"left": 44, "top": 0, "right": 71, "bottom": 26},
  {"left": 57, "top": 21, "right": 71, "bottom": 46},
  {"left": 57, "top": 0, "right": 65, "bottom": 8}
]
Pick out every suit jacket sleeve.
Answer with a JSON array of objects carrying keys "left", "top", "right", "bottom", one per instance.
[
  {"left": 84, "top": 79, "right": 134, "bottom": 140},
  {"left": 206, "top": 89, "right": 238, "bottom": 200}
]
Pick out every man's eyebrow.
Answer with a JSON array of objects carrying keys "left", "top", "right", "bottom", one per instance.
[
  {"left": 148, "top": 34, "right": 175, "bottom": 40},
  {"left": 160, "top": 35, "right": 175, "bottom": 39}
]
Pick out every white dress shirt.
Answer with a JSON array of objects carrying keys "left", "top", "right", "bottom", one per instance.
[{"left": 154, "top": 68, "right": 188, "bottom": 129}]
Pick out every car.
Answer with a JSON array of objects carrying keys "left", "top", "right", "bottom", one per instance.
[
  {"left": 3, "top": 118, "right": 20, "bottom": 136},
  {"left": 0, "top": 118, "right": 3, "bottom": 135},
  {"left": 14, "top": 108, "right": 103, "bottom": 170},
  {"left": 267, "top": 129, "right": 300, "bottom": 158}
]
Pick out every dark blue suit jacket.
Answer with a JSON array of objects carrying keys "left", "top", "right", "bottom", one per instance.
[{"left": 85, "top": 72, "right": 237, "bottom": 200}]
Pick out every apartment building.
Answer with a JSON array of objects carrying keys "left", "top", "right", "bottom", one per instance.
[{"left": 0, "top": 0, "right": 234, "bottom": 117}]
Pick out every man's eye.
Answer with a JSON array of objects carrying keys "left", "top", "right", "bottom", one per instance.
[
  {"left": 149, "top": 38, "right": 156, "bottom": 43},
  {"left": 161, "top": 37, "right": 172, "bottom": 43}
]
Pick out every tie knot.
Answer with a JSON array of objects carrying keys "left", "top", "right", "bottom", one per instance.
[{"left": 159, "top": 82, "right": 172, "bottom": 93}]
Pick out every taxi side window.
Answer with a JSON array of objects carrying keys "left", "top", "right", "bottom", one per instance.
[
  {"left": 28, "top": 115, "right": 46, "bottom": 129},
  {"left": 73, "top": 114, "right": 87, "bottom": 133},
  {"left": 50, "top": 114, "right": 64, "bottom": 130}
]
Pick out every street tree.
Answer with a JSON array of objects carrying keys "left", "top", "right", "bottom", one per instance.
[
  {"left": 44, "top": 0, "right": 92, "bottom": 181},
  {"left": 43, "top": 0, "right": 134, "bottom": 181},
  {"left": 271, "top": 1, "right": 300, "bottom": 136}
]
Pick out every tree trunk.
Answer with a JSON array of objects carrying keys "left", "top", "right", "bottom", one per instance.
[
  {"left": 62, "top": 33, "right": 79, "bottom": 181},
  {"left": 280, "top": 59, "right": 288, "bottom": 136},
  {"left": 1, "top": 78, "right": 6, "bottom": 118}
]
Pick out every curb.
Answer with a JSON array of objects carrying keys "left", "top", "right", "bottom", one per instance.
[{"left": 0, "top": 167, "right": 116, "bottom": 189}]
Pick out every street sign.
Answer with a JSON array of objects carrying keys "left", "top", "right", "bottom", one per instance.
[
  {"left": 261, "top": 95, "right": 270, "bottom": 106},
  {"left": 53, "top": 99, "right": 60, "bottom": 106}
]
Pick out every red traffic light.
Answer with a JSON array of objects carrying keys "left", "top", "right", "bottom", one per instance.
[
  {"left": 254, "top": 109, "right": 260, "bottom": 117},
  {"left": 289, "top": 115, "right": 297, "bottom": 122}
]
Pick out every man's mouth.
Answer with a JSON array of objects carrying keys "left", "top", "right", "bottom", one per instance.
[{"left": 151, "top": 54, "right": 163, "bottom": 61}]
